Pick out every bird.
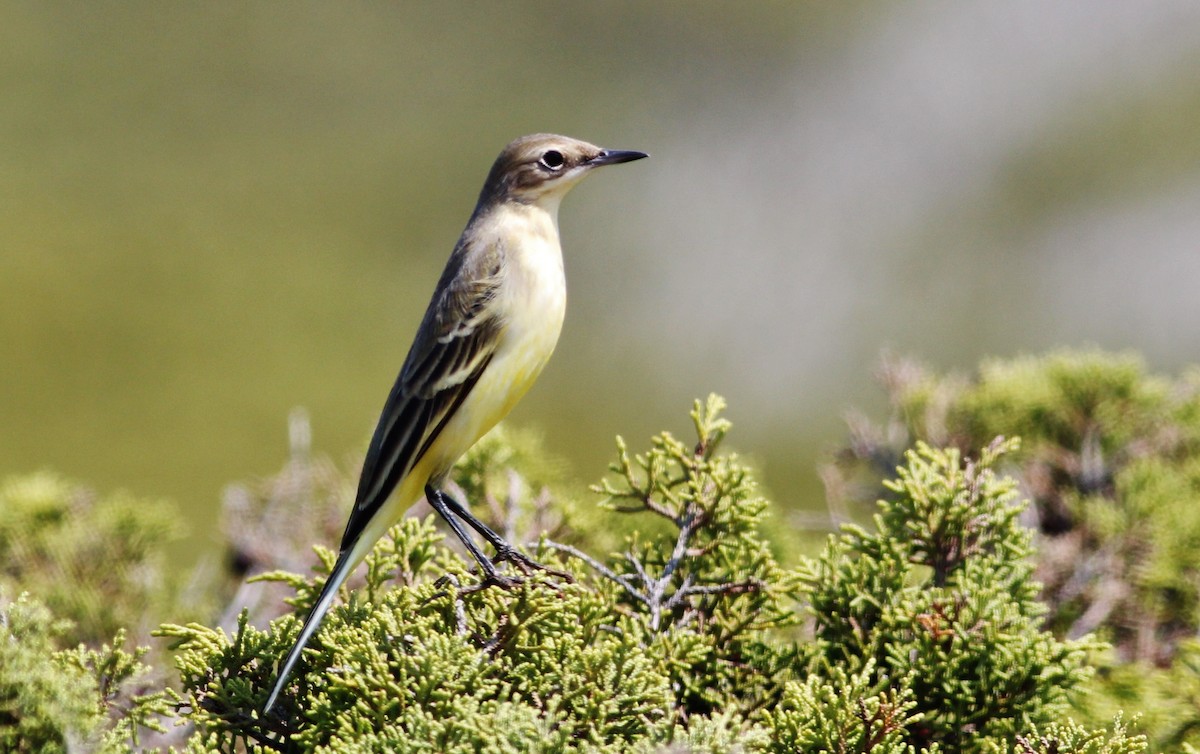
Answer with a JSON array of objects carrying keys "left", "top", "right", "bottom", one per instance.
[{"left": 262, "top": 134, "right": 648, "bottom": 713}]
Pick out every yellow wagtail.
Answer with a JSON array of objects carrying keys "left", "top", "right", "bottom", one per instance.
[{"left": 263, "top": 134, "right": 647, "bottom": 713}]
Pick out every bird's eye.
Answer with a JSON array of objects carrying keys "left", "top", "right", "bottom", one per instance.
[{"left": 538, "top": 150, "right": 565, "bottom": 170}]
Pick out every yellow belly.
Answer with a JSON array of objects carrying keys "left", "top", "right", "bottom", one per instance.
[{"left": 426, "top": 276, "right": 566, "bottom": 478}]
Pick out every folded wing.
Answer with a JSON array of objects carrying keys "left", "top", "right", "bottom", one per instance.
[{"left": 341, "top": 241, "right": 505, "bottom": 551}]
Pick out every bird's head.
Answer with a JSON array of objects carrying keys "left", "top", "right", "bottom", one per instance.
[{"left": 478, "top": 133, "right": 647, "bottom": 210}]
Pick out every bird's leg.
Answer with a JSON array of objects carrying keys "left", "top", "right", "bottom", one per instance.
[
  {"left": 425, "top": 484, "right": 572, "bottom": 584},
  {"left": 423, "top": 485, "right": 519, "bottom": 589}
]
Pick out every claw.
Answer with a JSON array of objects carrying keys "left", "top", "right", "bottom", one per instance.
[{"left": 491, "top": 544, "right": 574, "bottom": 583}]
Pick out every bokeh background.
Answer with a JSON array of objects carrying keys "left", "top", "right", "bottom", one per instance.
[{"left": 4, "top": 2, "right": 1200, "bottom": 562}]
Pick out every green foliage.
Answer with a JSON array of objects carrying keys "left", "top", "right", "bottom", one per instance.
[
  {"left": 801, "top": 439, "right": 1105, "bottom": 752},
  {"left": 0, "top": 383, "right": 1173, "bottom": 751},
  {"left": 0, "top": 592, "right": 97, "bottom": 752},
  {"left": 0, "top": 590, "right": 170, "bottom": 753},
  {"left": 0, "top": 472, "right": 190, "bottom": 647},
  {"left": 1079, "top": 643, "right": 1200, "bottom": 752},
  {"left": 150, "top": 398, "right": 1140, "bottom": 752},
  {"left": 569, "top": 394, "right": 803, "bottom": 721},
  {"left": 163, "top": 529, "right": 668, "bottom": 753},
  {"left": 765, "top": 660, "right": 920, "bottom": 754},
  {"left": 834, "top": 350, "right": 1200, "bottom": 662},
  {"left": 1000, "top": 717, "right": 1145, "bottom": 754},
  {"left": 158, "top": 397, "right": 799, "bottom": 752},
  {"left": 831, "top": 349, "right": 1200, "bottom": 748}
]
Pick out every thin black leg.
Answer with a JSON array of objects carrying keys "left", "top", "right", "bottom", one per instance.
[
  {"left": 423, "top": 485, "right": 510, "bottom": 586},
  {"left": 424, "top": 485, "right": 572, "bottom": 584}
]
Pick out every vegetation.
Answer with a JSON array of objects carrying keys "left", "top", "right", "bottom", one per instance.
[
  {"left": 0, "top": 473, "right": 192, "bottom": 649},
  {"left": 10, "top": 349, "right": 1200, "bottom": 750},
  {"left": 831, "top": 349, "right": 1200, "bottom": 665},
  {"left": 0, "top": 592, "right": 170, "bottom": 753},
  {"left": 829, "top": 349, "right": 1200, "bottom": 749}
]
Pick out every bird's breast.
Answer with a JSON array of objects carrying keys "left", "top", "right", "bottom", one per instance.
[
  {"left": 421, "top": 206, "right": 567, "bottom": 477},
  {"left": 460, "top": 205, "right": 567, "bottom": 432},
  {"left": 494, "top": 221, "right": 567, "bottom": 374}
]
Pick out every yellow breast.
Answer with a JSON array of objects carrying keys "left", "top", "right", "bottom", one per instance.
[{"left": 425, "top": 202, "right": 567, "bottom": 476}]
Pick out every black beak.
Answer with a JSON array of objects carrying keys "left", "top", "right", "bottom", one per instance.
[{"left": 589, "top": 149, "right": 649, "bottom": 166}]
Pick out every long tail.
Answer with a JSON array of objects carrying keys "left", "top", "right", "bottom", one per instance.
[{"left": 262, "top": 532, "right": 376, "bottom": 714}]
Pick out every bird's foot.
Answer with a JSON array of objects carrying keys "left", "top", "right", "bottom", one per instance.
[{"left": 492, "top": 543, "right": 574, "bottom": 583}]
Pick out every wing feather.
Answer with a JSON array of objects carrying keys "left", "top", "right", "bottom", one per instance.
[{"left": 340, "top": 240, "right": 505, "bottom": 551}]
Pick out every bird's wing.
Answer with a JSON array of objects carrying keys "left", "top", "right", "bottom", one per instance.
[{"left": 340, "top": 241, "right": 505, "bottom": 551}]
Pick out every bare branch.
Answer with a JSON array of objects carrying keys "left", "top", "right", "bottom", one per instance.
[
  {"left": 542, "top": 540, "right": 648, "bottom": 607},
  {"left": 679, "top": 579, "right": 764, "bottom": 598}
]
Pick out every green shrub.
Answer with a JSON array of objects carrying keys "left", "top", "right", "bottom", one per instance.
[
  {"left": 0, "top": 381, "right": 1162, "bottom": 751},
  {"left": 801, "top": 439, "right": 1102, "bottom": 751},
  {"left": 158, "top": 397, "right": 800, "bottom": 752},
  {"left": 0, "top": 591, "right": 169, "bottom": 752},
  {"left": 830, "top": 349, "right": 1200, "bottom": 748},
  {"left": 833, "top": 350, "right": 1200, "bottom": 658},
  {"left": 153, "top": 397, "right": 1136, "bottom": 752},
  {"left": 0, "top": 472, "right": 189, "bottom": 648}
]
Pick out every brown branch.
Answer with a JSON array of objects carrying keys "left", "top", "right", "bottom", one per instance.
[{"left": 542, "top": 540, "right": 647, "bottom": 607}]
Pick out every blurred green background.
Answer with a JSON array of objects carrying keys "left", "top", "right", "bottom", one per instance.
[{"left": 4, "top": 2, "right": 1200, "bottom": 562}]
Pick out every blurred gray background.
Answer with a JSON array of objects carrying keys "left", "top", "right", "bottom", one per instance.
[{"left": 4, "top": 2, "right": 1200, "bottom": 559}]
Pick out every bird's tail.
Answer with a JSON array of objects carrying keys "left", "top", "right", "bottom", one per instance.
[{"left": 262, "top": 532, "right": 376, "bottom": 714}]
